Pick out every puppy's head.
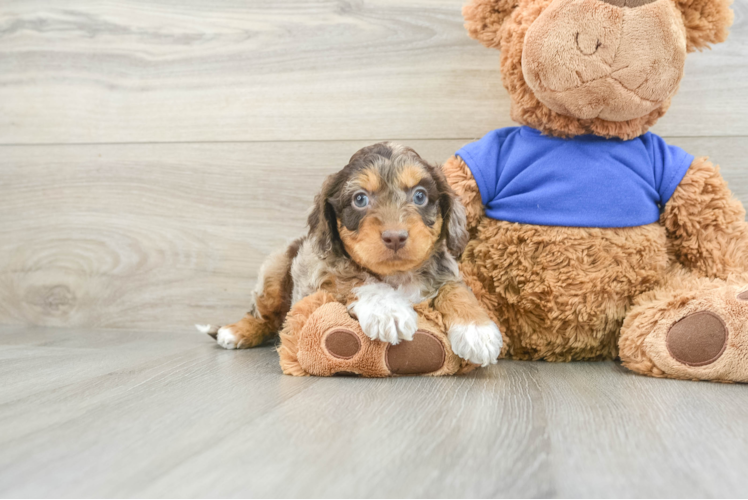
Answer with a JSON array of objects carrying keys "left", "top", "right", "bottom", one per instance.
[{"left": 308, "top": 143, "right": 468, "bottom": 276}]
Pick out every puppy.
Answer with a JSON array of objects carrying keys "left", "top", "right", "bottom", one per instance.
[{"left": 198, "top": 143, "right": 502, "bottom": 366}]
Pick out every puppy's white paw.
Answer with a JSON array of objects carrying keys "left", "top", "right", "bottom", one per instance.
[
  {"left": 215, "top": 326, "right": 239, "bottom": 349},
  {"left": 349, "top": 284, "right": 418, "bottom": 345},
  {"left": 449, "top": 322, "right": 503, "bottom": 367},
  {"left": 195, "top": 324, "right": 219, "bottom": 336}
]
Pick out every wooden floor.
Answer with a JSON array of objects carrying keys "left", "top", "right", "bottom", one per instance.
[
  {"left": 2, "top": 325, "right": 748, "bottom": 498},
  {"left": 2, "top": 1, "right": 748, "bottom": 497}
]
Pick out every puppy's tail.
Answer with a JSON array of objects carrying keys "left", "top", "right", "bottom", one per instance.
[
  {"left": 197, "top": 237, "right": 303, "bottom": 347},
  {"left": 195, "top": 324, "right": 220, "bottom": 339}
]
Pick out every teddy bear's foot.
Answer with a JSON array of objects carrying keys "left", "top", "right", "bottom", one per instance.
[
  {"left": 290, "top": 301, "right": 469, "bottom": 377},
  {"left": 323, "top": 326, "right": 446, "bottom": 376},
  {"left": 620, "top": 275, "right": 748, "bottom": 382}
]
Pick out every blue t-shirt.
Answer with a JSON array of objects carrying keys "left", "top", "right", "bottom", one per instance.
[{"left": 455, "top": 127, "right": 694, "bottom": 228}]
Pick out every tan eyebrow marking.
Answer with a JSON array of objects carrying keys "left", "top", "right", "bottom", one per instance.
[
  {"left": 399, "top": 164, "right": 425, "bottom": 190},
  {"left": 357, "top": 168, "right": 381, "bottom": 192}
]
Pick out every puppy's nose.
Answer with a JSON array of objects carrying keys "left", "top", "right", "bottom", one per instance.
[{"left": 381, "top": 230, "right": 408, "bottom": 251}]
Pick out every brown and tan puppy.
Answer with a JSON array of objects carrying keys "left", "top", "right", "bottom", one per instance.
[
  {"left": 441, "top": 0, "right": 748, "bottom": 382},
  {"left": 198, "top": 143, "right": 502, "bottom": 368}
]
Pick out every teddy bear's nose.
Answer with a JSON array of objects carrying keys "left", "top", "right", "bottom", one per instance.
[{"left": 598, "top": 0, "right": 656, "bottom": 6}]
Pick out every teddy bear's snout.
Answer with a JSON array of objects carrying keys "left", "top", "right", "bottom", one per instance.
[{"left": 521, "top": 0, "right": 687, "bottom": 122}]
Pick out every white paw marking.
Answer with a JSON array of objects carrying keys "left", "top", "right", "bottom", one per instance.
[
  {"left": 349, "top": 283, "right": 418, "bottom": 345},
  {"left": 448, "top": 322, "right": 503, "bottom": 367},
  {"left": 216, "top": 326, "right": 238, "bottom": 349},
  {"left": 195, "top": 324, "right": 219, "bottom": 335}
]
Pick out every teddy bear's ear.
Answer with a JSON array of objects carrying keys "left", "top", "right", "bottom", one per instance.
[
  {"left": 463, "top": 0, "right": 520, "bottom": 49},
  {"left": 675, "top": 0, "right": 734, "bottom": 52}
]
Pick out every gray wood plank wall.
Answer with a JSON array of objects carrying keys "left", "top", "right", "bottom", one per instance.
[{"left": 1, "top": 0, "right": 747, "bottom": 332}]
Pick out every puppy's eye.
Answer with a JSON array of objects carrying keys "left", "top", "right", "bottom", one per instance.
[
  {"left": 413, "top": 188, "right": 428, "bottom": 206},
  {"left": 352, "top": 192, "right": 369, "bottom": 209}
]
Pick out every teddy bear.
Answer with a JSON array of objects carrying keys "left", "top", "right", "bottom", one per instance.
[
  {"left": 251, "top": 0, "right": 748, "bottom": 380},
  {"left": 277, "top": 295, "right": 477, "bottom": 377},
  {"left": 437, "top": 0, "right": 748, "bottom": 382}
]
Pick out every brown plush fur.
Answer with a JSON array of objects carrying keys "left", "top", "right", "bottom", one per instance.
[
  {"left": 278, "top": 290, "right": 339, "bottom": 376},
  {"left": 521, "top": 0, "right": 687, "bottom": 122},
  {"left": 662, "top": 157, "right": 748, "bottom": 280},
  {"left": 442, "top": 156, "right": 486, "bottom": 234},
  {"left": 452, "top": 0, "right": 747, "bottom": 382},
  {"left": 445, "top": 152, "right": 748, "bottom": 379},
  {"left": 676, "top": 0, "right": 734, "bottom": 51},
  {"left": 463, "top": 0, "right": 733, "bottom": 139},
  {"left": 461, "top": 210, "right": 669, "bottom": 361}
]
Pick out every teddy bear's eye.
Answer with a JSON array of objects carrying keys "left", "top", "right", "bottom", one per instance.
[
  {"left": 352, "top": 191, "right": 369, "bottom": 209},
  {"left": 413, "top": 188, "right": 428, "bottom": 206}
]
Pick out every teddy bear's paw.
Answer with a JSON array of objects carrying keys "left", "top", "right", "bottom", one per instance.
[
  {"left": 348, "top": 283, "right": 418, "bottom": 345},
  {"left": 622, "top": 283, "right": 748, "bottom": 382},
  {"left": 448, "top": 322, "right": 503, "bottom": 367}
]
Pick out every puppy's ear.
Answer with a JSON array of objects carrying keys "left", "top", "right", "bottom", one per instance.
[
  {"left": 675, "top": 0, "right": 733, "bottom": 52},
  {"left": 464, "top": 0, "right": 520, "bottom": 49},
  {"left": 445, "top": 197, "right": 470, "bottom": 258},
  {"left": 430, "top": 164, "right": 470, "bottom": 258},
  {"left": 307, "top": 171, "right": 347, "bottom": 258}
]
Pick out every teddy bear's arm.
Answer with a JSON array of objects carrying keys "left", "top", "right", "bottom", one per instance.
[
  {"left": 662, "top": 157, "right": 748, "bottom": 279},
  {"left": 443, "top": 156, "right": 485, "bottom": 233}
]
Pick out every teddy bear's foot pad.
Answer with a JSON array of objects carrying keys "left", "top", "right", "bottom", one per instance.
[
  {"left": 622, "top": 283, "right": 748, "bottom": 382},
  {"left": 324, "top": 328, "right": 361, "bottom": 359},
  {"left": 386, "top": 331, "right": 445, "bottom": 375},
  {"left": 666, "top": 311, "right": 728, "bottom": 367}
]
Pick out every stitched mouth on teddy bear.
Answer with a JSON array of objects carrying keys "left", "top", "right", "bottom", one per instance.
[
  {"left": 533, "top": 75, "right": 664, "bottom": 121},
  {"left": 521, "top": 0, "right": 687, "bottom": 122}
]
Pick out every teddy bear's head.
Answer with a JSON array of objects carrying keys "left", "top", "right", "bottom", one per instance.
[{"left": 465, "top": 0, "right": 733, "bottom": 139}]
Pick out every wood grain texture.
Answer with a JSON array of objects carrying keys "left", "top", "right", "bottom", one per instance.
[
  {"left": 0, "top": 140, "right": 465, "bottom": 331},
  {"left": 1, "top": 138, "right": 746, "bottom": 332},
  {"left": 2, "top": 325, "right": 748, "bottom": 498},
  {"left": 1, "top": 3, "right": 747, "bottom": 497},
  {"left": 0, "top": 0, "right": 746, "bottom": 144}
]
